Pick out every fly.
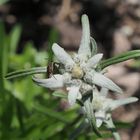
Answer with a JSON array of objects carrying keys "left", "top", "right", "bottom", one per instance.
[{"left": 47, "top": 62, "right": 60, "bottom": 78}]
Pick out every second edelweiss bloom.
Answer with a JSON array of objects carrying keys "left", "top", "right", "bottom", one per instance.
[
  {"left": 33, "top": 14, "right": 123, "bottom": 106},
  {"left": 83, "top": 87, "right": 138, "bottom": 128}
]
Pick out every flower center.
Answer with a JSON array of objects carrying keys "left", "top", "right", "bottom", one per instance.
[{"left": 71, "top": 65, "right": 84, "bottom": 79}]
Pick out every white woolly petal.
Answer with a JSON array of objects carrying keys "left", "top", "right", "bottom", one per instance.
[
  {"left": 86, "top": 53, "right": 103, "bottom": 68},
  {"left": 63, "top": 73, "right": 72, "bottom": 84},
  {"left": 95, "top": 111, "right": 105, "bottom": 128},
  {"left": 100, "top": 88, "right": 109, "bottom": 97},
  {"left": 77, "top": 92, "right": 82, "bottom": 99},
  {"left": 52, "top": 43, "right": 75, "bottom": 68},
  {"left": 96, "top": 118, "right": 103, "bottom": 128},
  {"left": 67, "top": 86, "right": 81, "bottom": 106},
  {"left": 110, "top": 97, "right": 138, "bottom": 110},
  {"left": 78, "top": 14, "right": 91, "bottom": 58},
  {"left": 93, "top": 71, "right": 123, "bottom": 93},
  {"left": 32, "top": 74, "right": 64, "bottom": 90},
  {"left": 80, "top": 82, "right": 92, "bottom": 95},
  {"left": 83, "top": 99, "right": 93, "bottom": 115}
]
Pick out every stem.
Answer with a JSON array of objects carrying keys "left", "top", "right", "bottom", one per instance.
[
  {"left": 105, "top": 115, "right": 121, "bottom": 140},
  {"left": 84, "top": 99, "right": 101, "bottom": 137},
  {"left": 112, "top": 132, "right": 121, "bottom": 140}
]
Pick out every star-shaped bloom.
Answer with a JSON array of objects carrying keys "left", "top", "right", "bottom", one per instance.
[
  {"left": 83, "top": 87, "right": 138, "bottom": 128},
  {"left": 33, "top": 14, "right": 123, "bottom": 106}
]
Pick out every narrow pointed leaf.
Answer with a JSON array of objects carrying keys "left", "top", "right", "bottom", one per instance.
[
  {"left": 90, "top": 37, "right": 98, "bottom": 56},
  {"left": 34, "top": 103, "right": 69, "bottom": 123},
  {"left": 47, "top": 28, "right": 59, "bottom": 62},
  {"left": 69, "top": 121, "right": 89, "bottom": 140},
  {"left": 52, "top": 91, "right": 67, "bottom": 98},
  {"left": 5, "top": 67, "right": 47, "bottom": 79},
  {"left": 9, "top": 24, "right": 22, "bottom": 54},
  {"left": 0, "top": 22, "right": 9, "bottom": 79},
  {"left": 98, "top": 50, "right": 140, "bottom": 70}
]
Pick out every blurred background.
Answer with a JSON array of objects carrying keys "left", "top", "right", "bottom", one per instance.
[{"left": 0, "top": 0, "right": 140, "bottom": 140}]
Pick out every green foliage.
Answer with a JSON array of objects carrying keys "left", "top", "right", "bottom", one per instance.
[
  {"left": 98, "top": 50, "right": 140, "bottom": 70},
  {"left": 0, "top": 0, "right": 9, "bottom": 5},
  {"left": 0, "top": 24, "right": 90, "bottom": 140}
]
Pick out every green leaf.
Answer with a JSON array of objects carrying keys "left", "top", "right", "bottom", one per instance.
[
  {"left": 0, "top": 22, "right": 9, "bottom": 80},
  {"left": 42, "top": 122, "right": 65, "bottom": 139},
  {"left": 34, "top": 103, "right": 70, "bottom": 123},
  {"left": 90, "top": 37, "right": 97, "bottom": 56},
  {"left": 9, "top": 24, "right": 22, "bottom": 55},
  {"left": 0, "top": 22, "right": 9, "bottom": 103},
  {"left": 47, "top": 28, "right": 59, "bottom": 62},
  {"left": 88, "top": 131, "right": 112, "bottom": 139},
  {"left": 114, "top": 121, "right": 133, "bottom": 129},
  {"left": 69, "top": 121, "right": 89, "bottom": 140},
  {"left": 1, "top": 91, "right": 14, "bottom": 128},
  {"left": 98, "top": 50, "right": 140, "bottom": 70},
  {"left": 0, "top": 22, "right": 5, "bottom": 89},
  {"left": 5, "top": 66, "right": 47, "bottom": 79},
  {"left": 0, "top": 0, "right": 9, "bottom": 5},
  {"left": 52, "top": 91, "right": 67, "bottom": 99}
]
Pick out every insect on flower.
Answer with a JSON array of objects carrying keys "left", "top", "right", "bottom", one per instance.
[{"left": 47, "top": 61, "right": 61, "bottom": 78}]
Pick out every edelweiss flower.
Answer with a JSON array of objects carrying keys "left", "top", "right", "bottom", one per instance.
[
  {"left": 83, "top": 87, "right": 138, "bottom": 128},
  {"left": 33, "top": 14, "right": 122, "bottom": 106}
]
